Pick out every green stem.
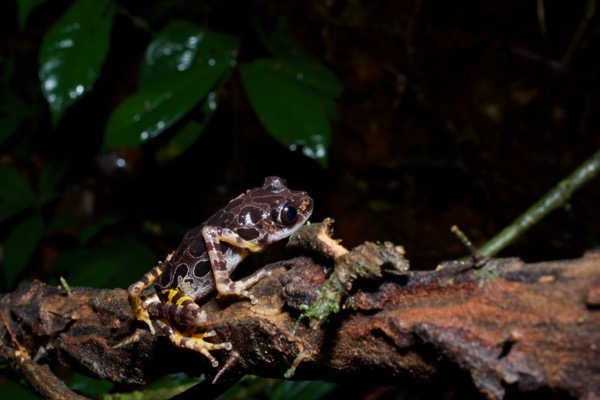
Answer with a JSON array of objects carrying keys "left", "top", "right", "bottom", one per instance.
[{"left": 479, "top": 149, "right": 600, "bottom": 257}]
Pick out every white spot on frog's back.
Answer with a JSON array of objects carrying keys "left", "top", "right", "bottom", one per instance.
[
  {"left": 241, "top": 212, "right": 253, "bottom": 225},
  {"left": 238, "top": 206, "right": 264, "bottom": 226}
]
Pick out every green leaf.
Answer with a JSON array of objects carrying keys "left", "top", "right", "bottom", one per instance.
[
  {"left": 263, "top": 17, "right": 306, "bottom": 59},
  {"left": 103, "top": 24, "right": 239, "bottom": 149},
  {"left": 216, "top": 379, "right": 336, "bottom": 400},
  {"left": 69, "top": 373, "right": 113, "bottom": 396},
  {"left": 54, "top": 235, "right": 156, "bottom": 289},
  {"left": 0, "top": 379, "right": 41, "bottom": 400},
  {"left": 48, "top": 213, "right": 78, "bottom": 230},
  {"left": 241, "top": 58, "right": 342, "bottom": 167},
  {"left": 156, "top": 92, "right": 218, "bottom": 162},
  {"left": 17, "top": 0, "right": 50, "bottom": 30},
  {"left": 2, "top": 213, "right": 44, "bottom": 288},
  {"left": 38, "top": 0, "right": 114, "bottom": 125},
  {"left": 78, "top": 213, "right": 121, "bottom": 244},
  {"left": 38, "top": 160, "right": 68, "bottom": 205},
  {"left": 270, "top": 380, "right": 337, "bottom": 400},
  {"left": 267, "top": 58, "right": 343, "bottom": 99},
  {"left": 0, "top": 165, "right": 35, "bottom": 223}
]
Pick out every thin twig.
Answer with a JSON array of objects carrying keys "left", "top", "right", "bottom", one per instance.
[
  {"left": 450, "top": 225, "right": 490, "bottom": 267},
  {"left": 560, "top": 0, "right": 596, "bottom": 71},
  {"left": 479, "top": 149, "right": 600, "bottom": 257}
]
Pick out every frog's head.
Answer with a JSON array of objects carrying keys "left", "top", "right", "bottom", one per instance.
[{"left": 232, "top": 176, "right": 313, "bottom": 245}]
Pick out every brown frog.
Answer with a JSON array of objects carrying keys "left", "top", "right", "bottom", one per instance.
[{"left": 128, "top": 176, "right": 313, "bottom": 366}]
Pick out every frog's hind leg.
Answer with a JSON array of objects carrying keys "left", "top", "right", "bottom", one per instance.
[
  {"left": 155, "top": 319, "right": 232, "bottom": 367},
  {"left": 128, "top": 253, "right": 173, "bottom": 333},
  {"left": 147, "top": 288, "right": 208, "bottom": 326}
]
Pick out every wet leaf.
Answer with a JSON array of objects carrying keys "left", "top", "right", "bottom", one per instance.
[
  {"left": 103, "top": 24, "right": 238, "bottom": 149},
  {"left": 0, "top": 165, "right": 35, "bottom": 223},
  {"left": 156, "top": 92, "right": 218, "bottom": 162},
  {"left": 17, "top": 0, "right": 49, "bottom": 30},
  {"left": 38, "top": 0, "right": 114, "bottom": 125},
  {"left": 2, "top": 213, "right": 43, "bottom": 288},
  {"left": 241, "top": 58, "right": 342, "bottom": 167},
  {"left": 268, "top": 58, "right": 343, "bottom": 99}
]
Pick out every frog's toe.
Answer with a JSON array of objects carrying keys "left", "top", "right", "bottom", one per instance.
[
  {"left": 185, "top": 334, "right": 232, "bottom": 367},
  {"left": 137, "top": 310, "right": 156, "bottom": 334},
  {"left": 202, "top": 329, "right": 217, "bottom": 337},
  {"left": 179, "top": 306, "right": 208, "bottom": 325},
  {"left": 190, "top": 307, "right": 208, "bottom": 325},
  {"left": 157, "top": 320, "right": 231, "bottom": 367}
]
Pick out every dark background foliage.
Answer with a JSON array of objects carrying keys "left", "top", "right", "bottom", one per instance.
[{"left": 1, "top": 0, "right": 599, "bottom": 398}]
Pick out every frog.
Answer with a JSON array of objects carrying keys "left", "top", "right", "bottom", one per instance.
[{"left": 128, "top": 176, "right": 313, "bottom": 367}]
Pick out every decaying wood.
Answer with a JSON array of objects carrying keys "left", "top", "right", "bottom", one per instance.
[{"left": 1, "top": 221, "right": 599, "bottom": 399}]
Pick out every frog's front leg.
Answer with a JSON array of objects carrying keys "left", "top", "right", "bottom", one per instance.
[{"left": 202, "top": 226, "right": 271, "bottom": 304}]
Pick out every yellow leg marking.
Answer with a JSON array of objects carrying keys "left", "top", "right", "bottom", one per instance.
[
  {"left": 176, "top": 295, "right": 195, "bottom": 306},
  {"left": 128, "top": 254, "right": 173, "bottom": 334},
  {"left": 164, "top": 288, "right": 178, "bottom": 303},
  {"left": 202, "top": 226, "right": 262, "bottom": 253},
  {"left": 161, "top": 288, "right": 196, "bottom": 307},
  {"left": 219, "top": 235, "right": 262, "bottom": 252}
]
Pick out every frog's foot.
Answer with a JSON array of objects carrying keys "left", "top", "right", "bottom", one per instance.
[
  {"left": 216, "top": 267, "right": 273, "bottom": 304},
  {"left": 130, "top": 292, "right": 160, "bottom": 334},
  {"left": 156, "top": 320, "right": 232, "bottom": 367},
  {"left": 128, "top": 256, "right": 173, "bottom": 334},
  {"left": 135, "top": 305, "right": 155, "bottom": 334}
]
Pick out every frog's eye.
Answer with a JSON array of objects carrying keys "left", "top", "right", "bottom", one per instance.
[{"left": 280, "top": 203, "right": 298, "bottom": 225}]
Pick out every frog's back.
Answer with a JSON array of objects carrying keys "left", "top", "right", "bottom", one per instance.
[
  {"left": 155, "top": 223, "right": 213, "bottom": 299},
  {"left": 156, "top": 196, "right": 248, "bottom": 292}
]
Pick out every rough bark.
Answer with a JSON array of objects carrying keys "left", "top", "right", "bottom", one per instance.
[{"left": 1, "top": 222, "right": 599, "bottom": 399}]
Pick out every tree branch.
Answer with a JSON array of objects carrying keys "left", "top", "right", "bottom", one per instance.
[
  {"left": 479, "top": 148, "right": 600, "bottom": 257},
  {"left": 1, "top": 222, "right": 599, "bottom": 399}
]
